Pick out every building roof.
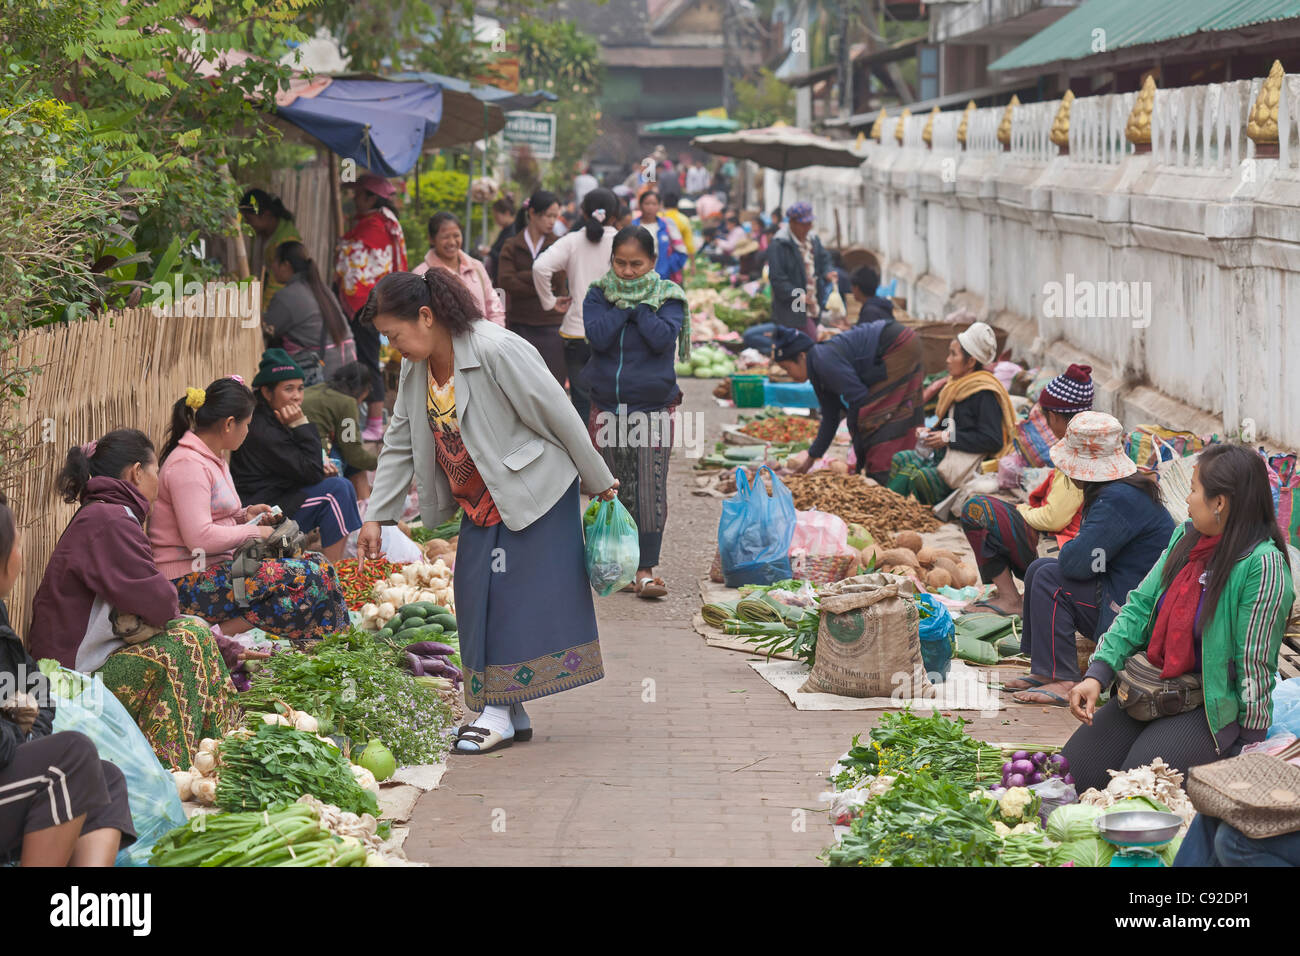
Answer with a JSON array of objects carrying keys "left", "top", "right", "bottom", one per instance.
[
  {"left": 990, "top": 0, "right": 1300, "bottom": 72},
  {"left": 539, "top": 0, "right": 651, "bottom": 47}
]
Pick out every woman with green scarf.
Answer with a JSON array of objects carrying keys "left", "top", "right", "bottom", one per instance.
[{"left": 581, "top": 225, "right": 691, "bottom": 599}]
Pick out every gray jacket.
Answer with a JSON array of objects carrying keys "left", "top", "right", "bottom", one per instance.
[{"left": 368, "top": 320, "right": 615, "bottom": 532}]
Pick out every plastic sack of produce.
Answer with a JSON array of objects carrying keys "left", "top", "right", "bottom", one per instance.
[
  {"left": 718, "top": 466, "right": 796, "bottom": 588},
  {"left": 789, "top": 510, "right": 859, "bottom": 585},
  {"left": 583, "top": 498, "right": 640, "bottom": 596},
  {"left": 1028, "top": 777, "right": 1078, "bottom": 825},
  {"left": 800, "top": 573, "right": 929, "bottom": 698},
  {"left": 43, "top": 663, "right": 187, "bottom": 867},
  {"left": 914, "top": 592, "right": 954, "bottom": 682},
  {"left": 1269, "top": 676, "right": 1300, "bottom": 739}
]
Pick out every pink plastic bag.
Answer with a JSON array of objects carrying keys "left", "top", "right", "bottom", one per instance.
[{"left": 790, "top": 510, "right": 854, "bottom": 555}]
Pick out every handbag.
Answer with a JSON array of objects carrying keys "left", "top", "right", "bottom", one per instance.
[
  {"left": 936, "top": 447, "right": 984, "bottom": 488},
  {"left": 1114, "top": 650, "right": 1204, "bottom": 721},
  {"left": 1186, "top": 743, "right": 1300, "bottom": 839}
]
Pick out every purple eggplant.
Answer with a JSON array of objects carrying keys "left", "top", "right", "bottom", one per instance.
[
  {"left": 1031, "top": 751, "right": 1048, "bottom": 766},
  {"left": 405, "top": 652, "right": 425, "bottom": 676},
  {"left": 1002, "top": 761, "right": 1014, "bottom": 776},
  {"left": 1006, "top": 773, "right": 1026, "bottom": 788},
  {"left": 405, "top": 641, "right": 457, "bottom": 657},
  {"left": 1029, "top": 770, "right": 1045, "bottom": 784},
  {"left": 1010, "top": 759, "right": 1034, "bottom": 776},
  {"left": 1062, "top": 773, "right": 1075, "bottom": 786},
  {"left": 1011, "top": 750, "right": 1029, "bottom": 761},
  {"left": 1049, "top": 754, "right": 1069, "bottom": 773},
  {"left": 420, "top": 657, "right": 462, "bottom": 680}
]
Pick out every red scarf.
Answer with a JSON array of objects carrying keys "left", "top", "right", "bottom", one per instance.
[{"left": 1147, "top": 533, "right": 1220, "bottom": 678}]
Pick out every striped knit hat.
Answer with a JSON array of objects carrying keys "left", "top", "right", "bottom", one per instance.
[{"left": 1039, "top": 363, "right": 1094, "bottom": 413}]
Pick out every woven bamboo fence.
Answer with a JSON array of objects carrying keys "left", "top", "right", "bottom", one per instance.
[{"left": 2, "top": 302, "right": 263, "bottom": 634}]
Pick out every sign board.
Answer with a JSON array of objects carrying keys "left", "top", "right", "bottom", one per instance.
[{"left": 504, "top": 111, "right": 557, "bottom": 160}]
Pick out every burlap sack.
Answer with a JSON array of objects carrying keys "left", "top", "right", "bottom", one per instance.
[{"left": 800, "top": 573, "right": 931, "bottom": 698}]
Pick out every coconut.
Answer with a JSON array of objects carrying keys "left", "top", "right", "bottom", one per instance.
[
  {"left": 954, "top": 562, "right": 980, "bottom": 588},
  {"left": 915, "top": 547, "right": 936, "bottom": 567},
  {"left": 926, "top": 568, "right": 953, "bottom": 589},
  {"left": 877, "top": 547, "right": 920, "bottom": 569},
  {"left": 893, "top": 530, "right": 924, "bottom": 553},
  {"left": 933, "top": 555, "right": 960, "bottom": 579}
]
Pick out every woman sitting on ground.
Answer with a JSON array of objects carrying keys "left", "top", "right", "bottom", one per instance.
[
  {"left": 1006, "top": 412, "right": 1175, "bottom": 707},
  {"left": 301, "top": 361, "right": 378, "bottom": 501},
  {"left": 958, "top": 364, "right": 1094, "bottom": 615},
  {"left": 1062, "top": 443, "right": 1292, "bottom": 791},
  {"left": 888, "top": 321, "right": 1015, "bottom": 506},
  {"left": 230, "top": 349, "right": 363, "bottom": 563},
  {"left": 263, "top": 240, "right": 357, "bottom": 380},
  {"left": 27, "top": 430, "right": 245, "bottom": 769},
  {"left": 0, "top": 491, "right": 136, "bottom": 865},
  {"left": 150, "top": 376, "right": 350, "bottom": 642},
  {"left": 582, "top": 225, "right": 688, "bottom": 599}
]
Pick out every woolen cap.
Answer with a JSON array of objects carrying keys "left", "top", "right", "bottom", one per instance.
[
  {"left": 1040, "top": 363, "right": 1095, "bottom": 413},
  {"left": 770, "top": 327, "right": 815, "bottom": 362},
  {"left": 1049, "top": 411, "right": 1137, "bottom": 483},
  {"left": 957, "top": 321, "right": 998, "bottom": 366},
  {"left": 786, "top": 201, "right": 815, "bottom": 223},
  {"left": 251, "top": 348, "right": 305, "bottom": 388}
]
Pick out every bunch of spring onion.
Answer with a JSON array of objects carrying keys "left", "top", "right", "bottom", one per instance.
[{"left": 150, "top": 804, "right": 380, "bottom": 867}]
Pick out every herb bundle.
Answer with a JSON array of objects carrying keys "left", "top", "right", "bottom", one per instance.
[{"left": 215, "top": 724, "right": 380, "bottom": 817}]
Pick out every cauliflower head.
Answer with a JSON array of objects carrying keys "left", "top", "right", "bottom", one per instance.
[{"left": 998, "top": 786, "right": 1034, "bottom": 820}]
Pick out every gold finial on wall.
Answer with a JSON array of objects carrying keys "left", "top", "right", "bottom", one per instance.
[
  {"left": 956, "top": 100, "right": 976, "bottom": 145},
  {"left": 1125, "top": 74, "right": 1156, "bottom": 147},
  {"left": 922, "top": 105, "right": 940, "bottom": 146},
  {"left": 996, "top": 94, "right": 1020, "bottom": 147},
  {"left": 895, "top": 107, "right": 911, "bottom": 144},
  {"left": 870, "top": 107, "right": 886, "bottom": 142},
  {"left": 1050, "top": 89, "right": 1075, "bottom": 149},
  {"left": 1247, "top": 60, "right": 1284, "bottom": 147}
]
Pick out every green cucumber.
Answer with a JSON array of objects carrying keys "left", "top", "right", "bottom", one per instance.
[
  {"left": 399, "top": 624, "right": 445, "bottom": 643},
  {"left": 430, "top": 612, "right": 457, "bottom": 631},
  {"left": 398, "top": 604, "right": 429, "bottom": 621}
]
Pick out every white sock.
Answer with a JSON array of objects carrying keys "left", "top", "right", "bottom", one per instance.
[
  {"left": 457, "top": 704, "right": 513, "bottom": 751},
  {"left": 510, "top": 701, "right": 530, "bottom": 730}
]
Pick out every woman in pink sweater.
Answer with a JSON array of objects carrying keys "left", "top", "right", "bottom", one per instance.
[
  {"left": 148, "top": 376, "right": 349, "bottom": 641},
  {"left": 412, "top": 212, "right": 507, "bottom": 326}
]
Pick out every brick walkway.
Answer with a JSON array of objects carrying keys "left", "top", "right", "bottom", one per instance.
[{"left": 404, "top": 379, "right": 1077, "bottom": 866}]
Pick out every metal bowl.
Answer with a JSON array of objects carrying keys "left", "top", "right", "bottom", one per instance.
[{"left": 1095, "top": 810, "right": 1183, "bottom": 847}]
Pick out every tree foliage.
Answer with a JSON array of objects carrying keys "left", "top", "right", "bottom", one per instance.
[{"left": 733, "top": 69, "right": 795, "bottom": 128}]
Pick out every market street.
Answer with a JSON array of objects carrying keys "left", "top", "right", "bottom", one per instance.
[{"left": 405, "top": 378, "right": 1077, "bottom": 865}]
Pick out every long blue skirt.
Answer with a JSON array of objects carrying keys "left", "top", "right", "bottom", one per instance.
[{"left": 455, "top": 479, "right": 603, "bottom": 711}]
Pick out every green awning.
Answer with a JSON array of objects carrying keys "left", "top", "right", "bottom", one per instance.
[
  {"left": 990, "top": 0, "right": 1300, "bottom": 72},
  {"left": 643, "top": 114, "right": 740, "bottom": 136}
]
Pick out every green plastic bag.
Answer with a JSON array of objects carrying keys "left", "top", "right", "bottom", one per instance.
[{"left": 584, "top": 497, "right": 640, "bottom": 596}]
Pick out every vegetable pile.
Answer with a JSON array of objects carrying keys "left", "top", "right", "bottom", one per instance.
[
  {"left": 867, "top": 530, "right": 979, "bottom": 590},
  {"left": 781, "top": 473, "right": 941, "bottom": 544},
  {"left": 336, "top": 558, "right": 406, "bottom": 610},
  {"left": 358, "top": 559, "right": 456, "bottom": 627},
  {"left": 1046, "top": 799, "right": 1183, "bottom": 866},
  {"left": 738, "top": 415, "right": 820, "bottom": 444},
  {"left": 241, "top": 629, "right": 454, "bottom": 765},
  {"left": 829, "top": 710, "right": 1006, "bottom": 793},
  {"left": 997, "top": 750, "right": 1074, "bottom": 790},
  {"left": 702, "top": 580, "right": 821, "bottom": 664},
  {"left": 1077, "top": 758, "right": 1195, "bottom": 831},
  {"left": 151, "top": 802, "right": 380, "bottom": 867},
  {"left": 213, "top": 722, "right": 380, "bottom": 817},
  {"left": 675, "top": 343, "right": 737, "bottom": 379}
]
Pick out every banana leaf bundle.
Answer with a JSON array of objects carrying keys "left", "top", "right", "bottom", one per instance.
[{"left": 702, "top": 600, "right": 740, "bottom": 629}]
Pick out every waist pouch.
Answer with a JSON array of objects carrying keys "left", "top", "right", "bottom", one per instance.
[{"left": 1115, "top": 650, "right": 1203, "bottom": 721}]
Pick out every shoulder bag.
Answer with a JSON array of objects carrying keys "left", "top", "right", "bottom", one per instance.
[{"left": 1114, "top": 649, "right": 1203, "bottom": 721}]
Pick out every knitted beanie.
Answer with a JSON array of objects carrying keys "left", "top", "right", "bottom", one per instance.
[
  {"left": 1039, "top": 363, "right": 1094, "bottom": 413},
  {"left": 251, "top": 348, "right": 305, "bottom": 388}
]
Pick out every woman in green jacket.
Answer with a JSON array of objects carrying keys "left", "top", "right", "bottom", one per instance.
[
  {"left": 301, "top": 361, "right": 378, "bottom": 500},
  {"left": 1064, "top": 444, "right": 1293, "bottom": 793}
]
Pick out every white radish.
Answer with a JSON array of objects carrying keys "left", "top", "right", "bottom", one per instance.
[
  {"left": 191, "top": 777, "right": 218, "bottom": 805},
  {"left": 193, "top": 750, "right": 217, "bottom": 775}
]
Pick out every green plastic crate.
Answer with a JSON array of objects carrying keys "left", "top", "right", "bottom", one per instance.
[{"left": 730, "top": 374, "right": 769, "bottom": 408}]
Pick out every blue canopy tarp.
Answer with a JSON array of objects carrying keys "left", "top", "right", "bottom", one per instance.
[{"left": 274, "top": 78, "right": 443, "bottom": 177}]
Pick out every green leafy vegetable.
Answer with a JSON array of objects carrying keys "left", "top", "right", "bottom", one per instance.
[{"left": 215, "top": 724, "right": 379, "bottom": 817}]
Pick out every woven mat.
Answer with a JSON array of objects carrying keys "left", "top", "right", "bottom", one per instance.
[{"left": 747, "top": 658, "right": 1005, "bottom": 712}]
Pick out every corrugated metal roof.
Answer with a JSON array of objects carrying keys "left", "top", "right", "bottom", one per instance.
[{"left": 989, "top": 0, "right": 1300, "bottom": 72}]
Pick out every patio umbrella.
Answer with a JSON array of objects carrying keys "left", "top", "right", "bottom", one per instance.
[
  {"left": 692, "top": 124, "right": 862, "bottom": 207},
  {"left": 644, "top": 114, "right": 741, "bottom": 137}
]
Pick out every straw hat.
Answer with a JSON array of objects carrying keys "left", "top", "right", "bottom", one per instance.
[
  {"left": 1049, "top": 411, "right": 1137, "bottom": 483},
  {"left": 733, "top": 238, "right": 759, "bottom": 257}
]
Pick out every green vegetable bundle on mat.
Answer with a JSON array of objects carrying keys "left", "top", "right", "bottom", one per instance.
[
  {"left": 215, "top": 723, "right": 379, "bottom": 817},
  {"left": 823, "top": 769, "right": 1059, "bottom": 867},
  {"left": 830, "top": 710, "right": 1006, "bottom": 792},
  {"left": 954, "top": 612, "right": 1025, "bottom": 662},
  {"left": 151, "top": 803, "right": 376, "bottom": 867},
  {"left": 701, "top": 599, "right": 739, "bottom": 629},
  {"left": 241, "top": 629, "right": 453, "bottom": 765}
]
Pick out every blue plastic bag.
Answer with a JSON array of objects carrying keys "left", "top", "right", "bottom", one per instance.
[
  {"left": 47, "top": 666, "right": 187, "bottom": 867},
  {"left": 915, "top": 593, "right": 955, "bottom": 683},
  {"left": 584, "top": 497, "right": 640, "bottom": 596},
  {"left": 1269, "top": 677, "right": 1300, "bottom": 739},
  {"left": 718, "top": 466, "right": 797, "bottom": 588}
]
